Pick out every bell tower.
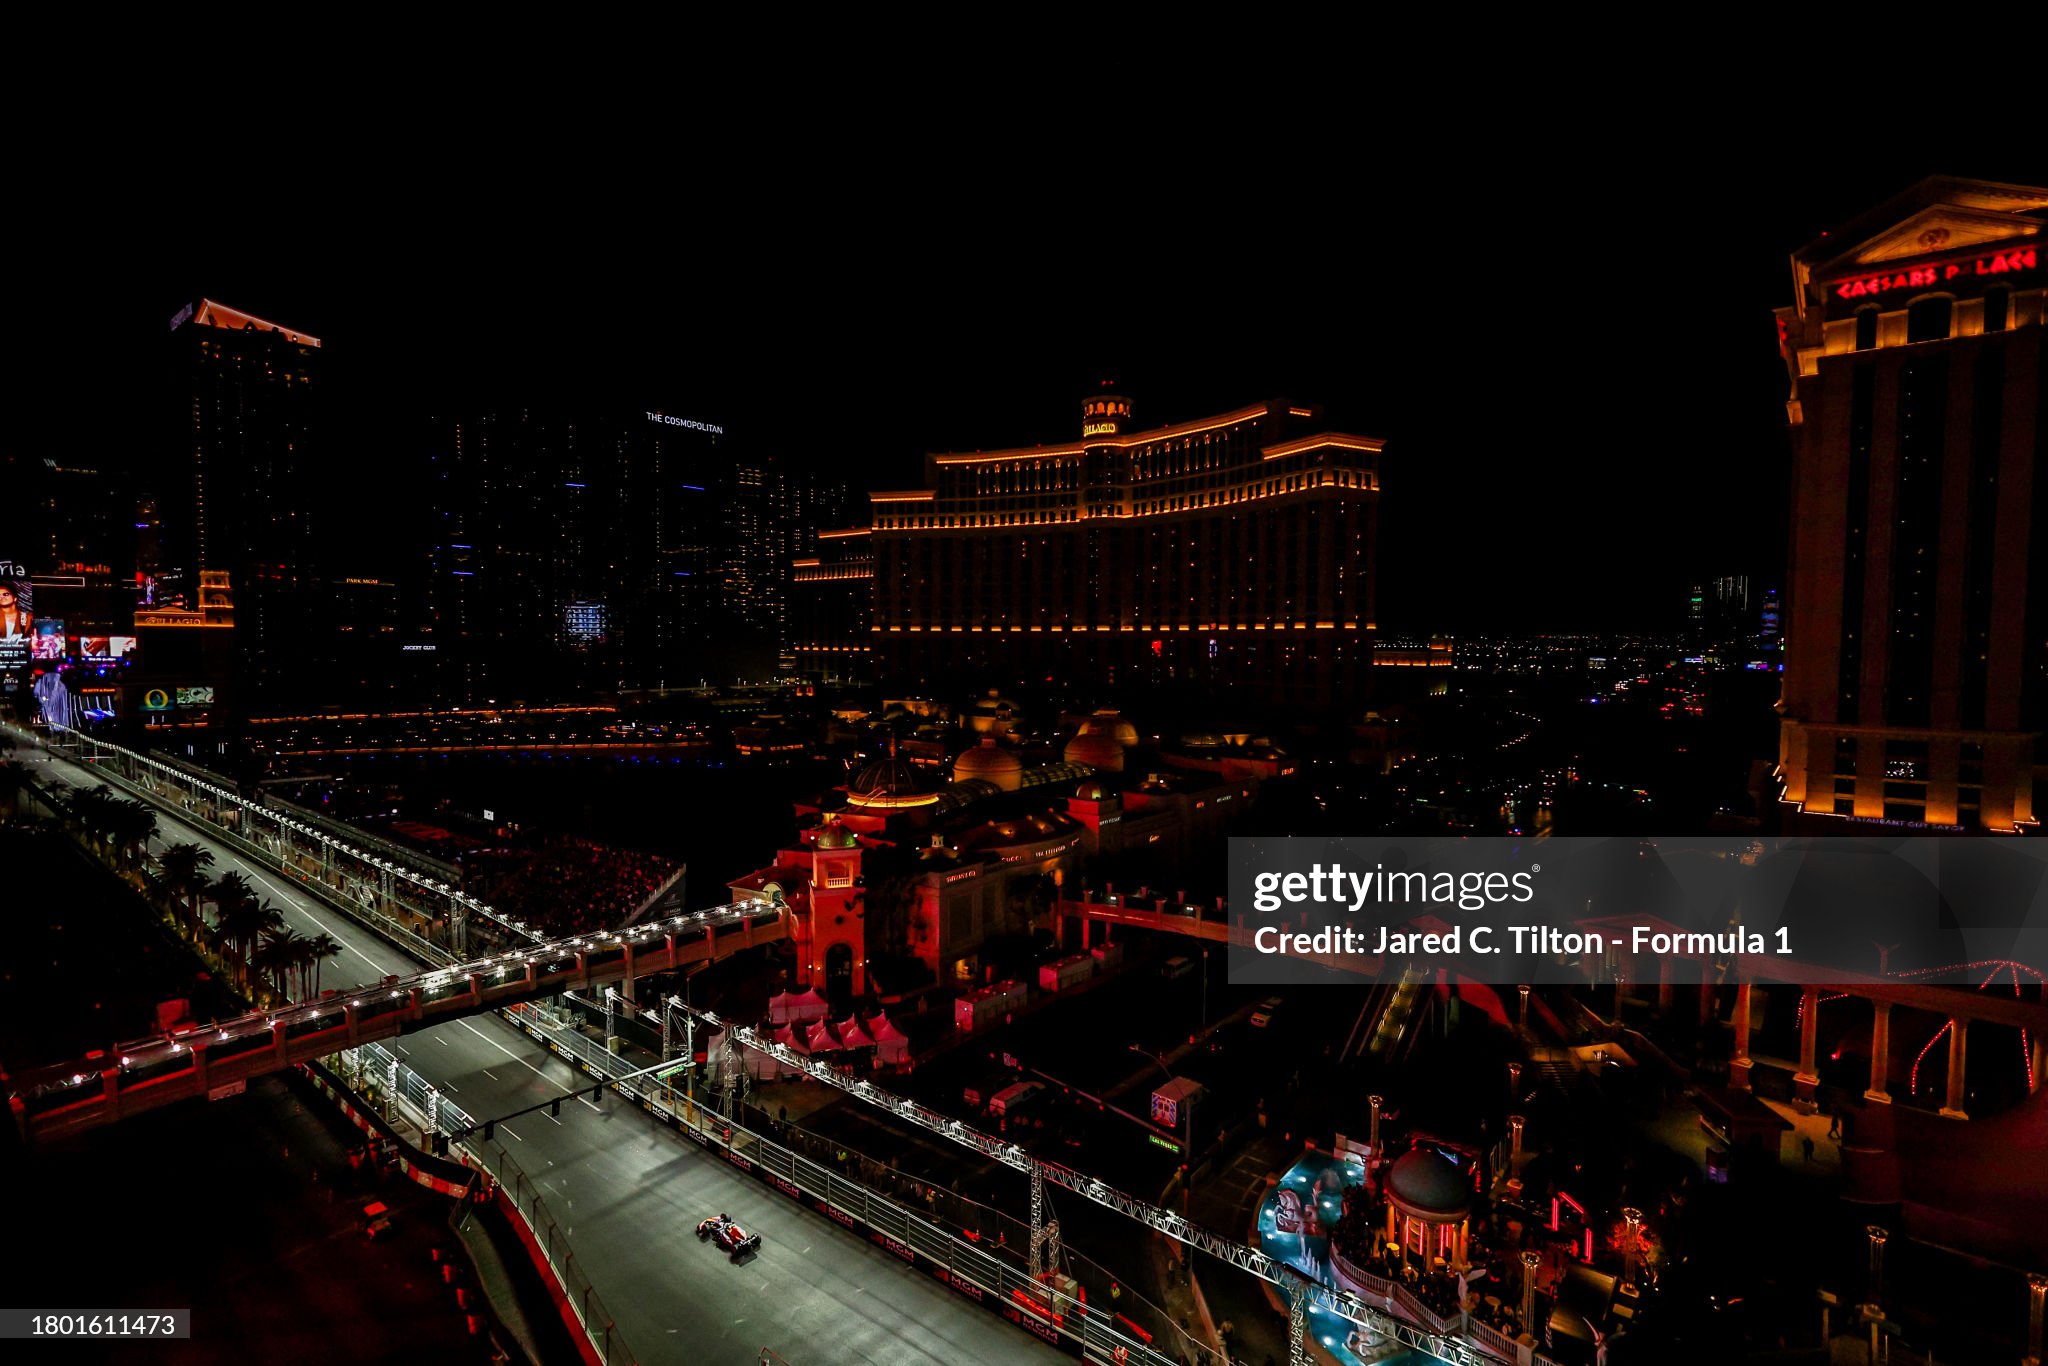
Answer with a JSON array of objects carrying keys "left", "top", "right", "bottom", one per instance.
[{"left": 1080, "top": 384, "right": 1131, "bottom": 440}]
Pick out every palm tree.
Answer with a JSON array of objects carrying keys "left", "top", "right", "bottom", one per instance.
[
  {"left": 211, "top": 894, "right": 283, "bottom": 991},
  {"left": 252, "top": 929, "right": 304, "bottom": 1001},
  {"left": 71, "top": 785, "right": 119, "bottom": 853},
  {"left": 111, "top": 799, "right": 158, "bottom": 869},
  {"left": 302, "top": 932, "right": 343, "bottom": 998},
  {"left": 206, "top": 870, "right": 255, "bottom": 922},
  {"left": 157, "top": 843, "right": 215, "bottom": 933}
]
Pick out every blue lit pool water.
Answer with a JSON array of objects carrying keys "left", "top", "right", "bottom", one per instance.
[{"left": 1255, "top": 1152, "right": 1429, "bottom": 1366}]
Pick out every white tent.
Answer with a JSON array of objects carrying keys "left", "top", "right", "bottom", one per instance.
[
  {"left": 836, "top": 1015, "right": 876, "bottom": 1049},
  {"left": 771, "top": 1023, "right": 808, "bottom": 1054},
  {"left": 869, "top": 1011, "right": 911, "bottom": 1066},
  {"left": 766, "top": 991, "right": 796, "bottom": 1025},
  {"left": 805, "top": 1020, "right": 842, "bottom": 1053},
  {"left": 788, "top": 988, "right": 829, "bottom": 1023}
]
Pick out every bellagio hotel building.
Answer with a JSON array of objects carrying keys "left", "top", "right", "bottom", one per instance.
[
  {"left": 792, "top": 394, "right": 1381, "bottom": 706},
  {"left": 1774, "top": 176, "right": 2045, "bottom": 832}
]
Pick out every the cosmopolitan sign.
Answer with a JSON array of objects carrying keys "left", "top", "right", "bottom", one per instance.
[
  {"left": 646, "top": 412, "right": 726, "bottom": 435},
  {"left": 1832, "top": 245, "right": 2037, "bottom": 300}
]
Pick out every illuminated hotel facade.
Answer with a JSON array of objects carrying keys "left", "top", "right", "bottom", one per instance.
[
  {"left": 802, "top": 395, "right": 1382, "bottom": 704},
  {"left": 1774, "top": 177, "right": 2046, "bottom": 832},
  {"left": 162, "top": 299, "right": 326, "bottom": 700}
]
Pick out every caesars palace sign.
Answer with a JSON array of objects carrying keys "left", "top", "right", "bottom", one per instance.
[{"left": 1832, "top": 244, "right": 2037, "bottom": 301}]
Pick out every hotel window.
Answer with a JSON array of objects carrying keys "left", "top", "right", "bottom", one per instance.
[
  {"left": 1982, "top": 286, "right": 2010, "bottom": 333},
  {"left": 1958, "top": 741, "right": 1984, "bottom": 785},
  {"left": 1854, "top": 307, "right": 1879, "bottom": 351},
  {"left": 1906, "top": 296, "right": 1952, "bottom": 344}
]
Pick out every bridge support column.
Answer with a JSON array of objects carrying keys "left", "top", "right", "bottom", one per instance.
[
  {"left": 1286, "top": 1273, "right": 1310, "bottom": 1366},
  {"left": 1940, "top": 1020, "right": 1969, "bottom": 1120},
  {"left": 189, "top": 1042, "right": 210, "bottom": 1095},
  {"left": 1730, "top": 983, "right": 1753, "bottom": 1091},
  {"left": 620, "top": 944, "right": 636, "bottom": 1004},
  {"left": 345, "top": 1004, "right": 360, "bottom": 1047},
  {"left": 101, "top": 1066, "right": 123, "bottom": 1120},
  {"left": 1794, "top": 986, "right": 1821, "bottom": 1107},
  {"left": 1864, "top": 1002, "right": 1892, "bottom": 1103},
  {"left": 272, "top": 1018, "right": 289, "bottom": 1067}
]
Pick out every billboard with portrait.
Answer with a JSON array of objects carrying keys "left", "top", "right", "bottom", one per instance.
[
  {"left": 107, "top": 636, "right": 138, "bottom": 660},
  {"left": 0, "top": 565, "right": 31, "bottom": 670},
  {"left": 33, "top": 619, "right": 67, "bottom": 660}
]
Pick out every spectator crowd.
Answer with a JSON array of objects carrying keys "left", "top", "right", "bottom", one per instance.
[{"left": 467, "top": 836, "right": 680, "bottom": 936}]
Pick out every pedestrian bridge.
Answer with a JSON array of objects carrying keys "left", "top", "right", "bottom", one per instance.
[{"left": 6, "top": 902, "right": 788, "bottom": 1145}]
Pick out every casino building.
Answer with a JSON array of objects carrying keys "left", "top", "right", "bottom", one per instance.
[
  {"left": 1773, "top": 177, "right": 2046, "bottom": 832},
  {"left": 728, "top": 708, "right": 1277, "bottom": 1000},
  {"left": 794, "top": 393, "right": 1382, "bottom": 705}
]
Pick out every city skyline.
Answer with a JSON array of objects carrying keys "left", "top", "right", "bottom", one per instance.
[{"left": 22, "top": 140, "right": 2037, "bottom": 634}]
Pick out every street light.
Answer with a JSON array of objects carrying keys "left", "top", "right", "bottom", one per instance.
[
  {"left": 1520, "top": 1250, "right": 1542, "bottom": 1342},
  {"left": 1619, "top": 1207, "right": 1643, "bottom": 1295},
  {"left": 2026, "top": 1273, "right": 2046, "bottom": 1366}
]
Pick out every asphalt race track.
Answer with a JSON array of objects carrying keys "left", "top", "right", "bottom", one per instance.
[{"left": 35, "top": 747, "right": 1063, "bottom": 1366}]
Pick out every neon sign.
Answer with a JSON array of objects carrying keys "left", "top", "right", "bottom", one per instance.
[
  {"left": 1832, "top": 245, "right": 2036, "bottom": 300},
  {"left": 1082, "top": 421, "right": 1120, "bottom": 436}
]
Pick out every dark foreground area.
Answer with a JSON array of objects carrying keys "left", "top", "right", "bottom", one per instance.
[{"left": 0, "top": 824, "right": 511, "bottom": 1365}]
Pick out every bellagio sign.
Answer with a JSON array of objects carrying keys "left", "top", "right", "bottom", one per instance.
[{"left": 1832, "top": 245, "right": 2037, "bottom": 300}]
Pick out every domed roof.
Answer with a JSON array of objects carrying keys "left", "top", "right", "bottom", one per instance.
[
  {"left": 953, "top": 737, "right": 1023, "bottom": 791},
  {"left": 814, "top": 819, "right": 857, "bottom": 850},
  {"left": 1386, "top": 1150, "right": 1472, "bottom": 1220},
  {"left": 1074, "top": 780, "right": 1114, "bottom": 801},
  {"left": 852, "top": 754, "right": 926, "bottom": 794},
  {"left": 1077, "top": 708, "right": 1140, "bottom": 747},
  {"left": 1063, "top": 732, "right": 1126, "bottom": 772},
  {"left": 846, "top": 751, "right": 940, "bottom": 809}
]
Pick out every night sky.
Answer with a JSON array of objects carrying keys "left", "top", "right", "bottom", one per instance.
[{"left": 25, "top": 129, "right": 2039, "bottom": 633}]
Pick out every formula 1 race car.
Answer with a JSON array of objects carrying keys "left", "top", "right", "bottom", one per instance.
[{"left": 696, "top": 1212, "right": 763, "bottom": 1258}]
